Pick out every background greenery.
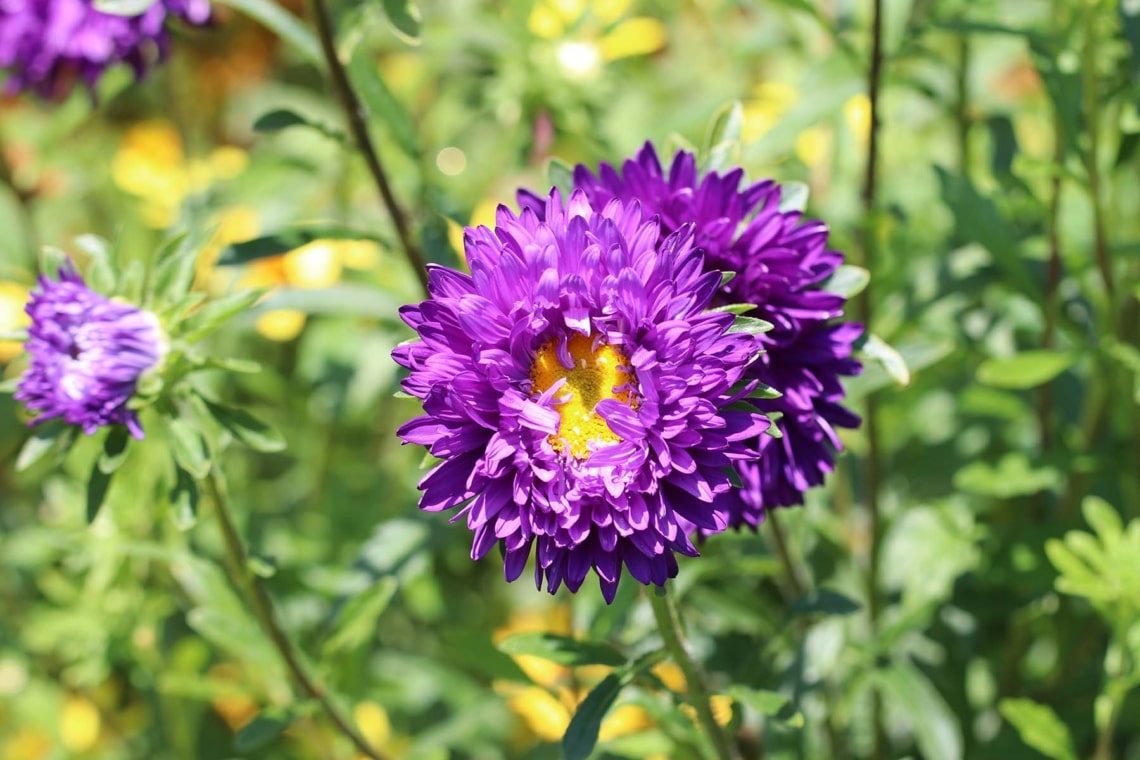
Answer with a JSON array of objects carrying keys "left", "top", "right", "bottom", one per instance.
[{"left": 1, "top": 0, "right": 1139, "bottom": 758}]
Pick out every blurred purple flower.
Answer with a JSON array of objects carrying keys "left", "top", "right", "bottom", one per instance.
[
  {"left": 393, "top": 190, "right": 768, "bottom": 602},
  {"left": 0, "top": 0, "right": 210, "bottom": 99},
  {"left": 545, "top": 142, "right": 862, "bottom": 528},
  {"left": 15, "top": 264, "right": 165, "bottom": 438}
]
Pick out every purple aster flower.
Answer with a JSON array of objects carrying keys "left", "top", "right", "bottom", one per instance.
[
  {"left": 393, "top": 189, "right": 769, "bottom": 602},
  {"left": 0, "top": 0, "right": 210, "bottom": 99},
  {"left": 15, "top": 264, "right": 166, "bottom": 438},
  {"left": 540, "top": 142, "right": 862, "bottom": 528}
]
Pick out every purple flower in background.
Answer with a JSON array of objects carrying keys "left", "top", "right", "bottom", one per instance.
[
  {"left": 15, "top": 265, "right": 165, "bottom": 438},
  {"left": 0, "top": 0, "right": 210, "bottom": 99},
  {"left": 393, "top": 190, "right": 769, "bottom": 601},
  {"left": 551, "top": 142, "right": 862, "bottom": 528}
]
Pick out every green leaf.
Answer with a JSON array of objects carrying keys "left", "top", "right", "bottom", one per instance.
[
  {"left": 728, "top": 315, "right": 774, "bottom": 335},
  {"left": 255, "top": 284, "right": 402, "bottom": 320},
  {"left": 233, "top": 709, "right": 294, "bottom": 752},
  {"left": 823, "top": 265, "right": 870, "bottom": 299},
  {"left": 998, "top": 699, "right": 1077, "bottom": 760},
  {"left": 726, "top": 686, "right": 803, "bottom": 727},
  {"left": 777, "top": 181, "right": 809, "bottom": 213},
  {"left": 954, "top": 452, "right": 1061, "bottom": 498},
  {"left": 87, "top": 461, "right": 112, "bottom": 523},
  {"left": 168, "top": 418, "right": 210, "bottom": 479},
  {"left": 252, "top": 109, "right": 349, "bottom": 144},
  {"left": 214, "top": 0, "right": 322, "bottom": 64},
  {"left": 216, "top": 225, "right": 382, "bottom": 266},
  {"left": 789, "top": 589, "right": 862, "bottom": 617},
  {"left": 253, "top": 109, "right": 307, "bottom": 132},
  {"left": 151, "top": 233, "right": 198, "bottom": 302},
  {"left": 547, "top": 157, "right": 574, "bottom": 194},
  {"left": 860, "top": 334, "right": 910, "bottom": 386},
  {"left": 16, "top": 422, "right": 69, "bottom": 472},
  {"left": 877, "top": 663, "right": 963, "bottom": 760},
  {"left": 562, "top": 650, "right": 664, "bottom": 760},
  {"left": 92, "top": 0, "right": 158, "bottom": 15},
  {"left": 200, "top": 397, "right": 287, "bottom": 453},
  {"left": 497, "top": 633, "right": 625, "bottom": 668},
  {"left": 179, "top": 289, "right": 264, "bottom": 343},
  {"left": 97, "top": 426, "right": 131, "bottom": 474},
  {"left": 379, "top": 0, "right": 422, "bottom": 43},
  {"left": 710, "top": 303, "right": 759, "bottom": 315},
  {"left": 1082, "top": 496, "right": 1123, "bottom": 545},
  {"left": 74, "top": 234, "right": 115, "bottom": 294},
  {"left": 169, "top": 464, "right": 199, "bottom": 531},
  {"left": 846, "top": 338, "right": 952, "bottom": 399},
  {"left": 936, "top": 166, "right": 1037, "bottom": 296},
  {"left": 977, "top": 351, "right": 1075, "bottom": 390},
  {"left": 348, "top": 51, "right": 422, "bottom": 158},
  {"left": 323, "top": 576, "right": 398, "bottom": 655},
  {"left": 703, "top": 101, "right": 744, "bottom": 171},
  {"left": 563, "top": 672, "right": 625, "bottom": 760}
]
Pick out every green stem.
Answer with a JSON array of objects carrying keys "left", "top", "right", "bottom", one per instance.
[
  {"left": 646, "top": 589, "right": 739, "bottom": 760},
  {"left": 767, "top": 512, "right": 805, "bottom": 599},
  {"left": 205, "top": 470, "right": 388, "bottom": 760},
  {"left": 308, "top": 0, "right": 430, "bottom": 296},
  {"left": 1082, "top": 2, "right": 1114, "bottom": 311},
  {"left": 859, "top": 0, "right": 887, "bottom": 756}
]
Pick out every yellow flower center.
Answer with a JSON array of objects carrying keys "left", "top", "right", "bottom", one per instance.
[{"left": 530, "top": 333, "right": 637, "bottom": 458}]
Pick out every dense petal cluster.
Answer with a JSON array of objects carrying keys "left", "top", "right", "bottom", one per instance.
[
  {"left": 549, "top": 142, "right": 862, "bottom": 527},
  {"left": 15, "top": 265, "right": 165, "bottom": 438},
  {"left": 0, "top": 0, "right": 210, "bottom": 99},
  {"left": 394, "top": 190, "right": 769, "bottom": 601}
]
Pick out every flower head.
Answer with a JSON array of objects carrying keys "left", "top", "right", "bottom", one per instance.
[
  {"left": 393, "top": 190, "right": 768, "bottom": 601},
  {"left": 0, "top": 0, "right": 211, "bottom": 100},
  {"left": 15, "top": 265, "right": 165, "bottom": 438},
  {"left": 549, "top": 142, "right": 862, "bottom": 527}
]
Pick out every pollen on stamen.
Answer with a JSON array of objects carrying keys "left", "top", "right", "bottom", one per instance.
[{"left": 530, "top": 333, "right": 639, "bottom": 459}]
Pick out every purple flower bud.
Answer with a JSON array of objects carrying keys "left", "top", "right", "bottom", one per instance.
[{"left": 15, "top": 265, "right": 165, "bottom": 438}]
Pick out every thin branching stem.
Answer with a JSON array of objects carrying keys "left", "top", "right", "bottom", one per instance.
[
  {"left": 206, "top": 470, "right": 389, "bottom": 760},
  {"left": 308, "top": 0, "right": 430, "bottom": 296},
  {"left": 646, "top": 589, "right": 740, "bottom": 760}
]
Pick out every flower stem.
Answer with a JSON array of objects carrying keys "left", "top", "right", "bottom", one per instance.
[
  {"left": 307, "top": 0, "right": 430, "bottom": 296},
  {"left": 1081, "top": 1, "right": 1115, "bottom": 312},
  {"left": 859, "top": 0, "right": 887, "bottom": 757},
  {"left": 646, "top": 589, "right": 739, "bottom": 760},
  {"left": 205, "top": 470, "right": 388, "bottom": 760}
]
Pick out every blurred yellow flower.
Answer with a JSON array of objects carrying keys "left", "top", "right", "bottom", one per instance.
[
  {"left": 844, "top": 94, "right": 872, "bottom": 144},
  {"left": 199, "top": 206, "right": 262, "bottom": 285},
  {"left": 528, "top": 0, "right": 666, "bottom": 79},
  {"left": 679, "top": 693, "right": 734, "bottom": 728},
  {"left": 653, "top": 662, "right": 734, "bottom": 728},
  {"left": 255, "top": 310, "right": 308, "bottom": 342},
  {"left": 354, "top": 701, "right": 392, "bottom": 751},
  {"left": 112, "top": 120, "right": 249, "bottom": 229},
  {"left": 59, "top": 695, "right": 101, "bottom": 753},
  {"left": 794, "top": 125, "right": 833, "bottom": 168},
  {"left": 0, "top": 282, "right": 30, "bottom": 364},
  {"left": 235, "top": 238, "right": 378, "bottom": 342},
  {"left": 492, "top": 604, "right": 654, "bottom": 747},
  {"left": 599, "top": 17, "right": 667, "bottom": 61},
  {"left": 208, "top": 663, "right": 259, "bottom": 732},
  {"left": 743, "top": 82, "right": 798, "bottom": 143},
  {"left": 2, "top": 729, "right": 53, "bottom": 760}
]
